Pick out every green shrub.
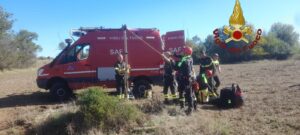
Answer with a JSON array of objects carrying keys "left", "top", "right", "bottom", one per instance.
[
  {"left": 31, "top": 112, "right": 81, "bottom": 135},
  {"left": 77, "top": 87, "right": 144, "bottom": 133},
  {"left": 137, "top": 97, "right": 164, "bottom": 114},
  {"left": 292, "top": 46, "right": 300, "bottom": 60}
]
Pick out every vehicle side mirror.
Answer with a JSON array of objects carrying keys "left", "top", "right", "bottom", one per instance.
[{"left": 65, "top": 39, "right": 72, "bottom": 48}]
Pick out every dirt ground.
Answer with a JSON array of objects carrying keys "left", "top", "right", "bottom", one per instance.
[{"left": 0, "top": 60, "right": 299, "bottom": 135}]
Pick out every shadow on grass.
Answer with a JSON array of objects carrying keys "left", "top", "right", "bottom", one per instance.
[
  {"left": 106, "top": 91, "right": 119, "bottom": 96},
  {"left": 289, "top": 84, "right": 300, "bottom": 89},
  {"left": 25, "top": 112, "right": 86, "bottom": 135},
  {"left": 200, "top": 104, "right": 222, "bottom": 111},
  {"left": 0, "top": 91, "right": 59, "bottom": 108}
]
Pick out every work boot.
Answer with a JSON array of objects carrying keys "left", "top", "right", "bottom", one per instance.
[
  {"left": 172, "top": 98, "right": 178, "bottom": 105},
  {"left": 180, "top": 101, "right": 184, "bottom": 109},
  {"left": 185, "top": 107, "right": 192, "bottom": 115},
  {"left": 164, "top": 99, "right": 170, "bottom": 105},
  {"left": 118, "top": 94, "right": 122, "bottom": 99},
  {"left": 179, "top": 98, "right": 185, "bottom": 109},
  {"left": 170, "top": 94, "right": 177, "bottom": 105},
  {"left": 193, "top": 101, "right": 197, "bottom": 111}
]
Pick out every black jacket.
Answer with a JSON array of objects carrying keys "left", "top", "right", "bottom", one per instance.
[
  {"left": 164, "top": 60, "right": 175, "bottom": 76},
  {"left": 176, "top": 56, "right": 193, "bottom": 78},
  {"left": 114, "top": 61, "right": 126, "bottom": 77},
  {"left": 199, "top": 56, "right": 215, "bottom": 74}
]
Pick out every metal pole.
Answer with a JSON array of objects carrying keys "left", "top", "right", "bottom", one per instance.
[{"left": 123, "top": 26, "right": 129, "bottom": 98}]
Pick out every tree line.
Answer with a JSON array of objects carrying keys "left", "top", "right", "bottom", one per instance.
[
  {"left": 188, "top": 23, "right": 300, "bottom": 64},
  {"left": 1, "top": 6, "right": 300, "bottom": 70},
  {"left": 0, "top": 7, "right": 41, "bottom": 70}
]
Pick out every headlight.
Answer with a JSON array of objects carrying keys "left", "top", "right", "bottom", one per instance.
[{"left": 37, "top": 68, "right": 44, "bottom": 76}]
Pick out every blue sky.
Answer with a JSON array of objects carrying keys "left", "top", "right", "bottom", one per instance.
[{"left": 1, "top": 0, "right": 300, "bottom": 57}]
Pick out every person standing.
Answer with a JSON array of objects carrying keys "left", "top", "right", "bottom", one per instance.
[
  {"left": 212, "top": 53, "right": 221, "bottom": 94},
  {"left": 114, "top": 54, "right": 129, "bottom": 99},
  {"left": 162, "top": 51, "right": 177, "bottom": 104},
  {"left": 175, "top": 46, "right": 194, "bottom": 114}
]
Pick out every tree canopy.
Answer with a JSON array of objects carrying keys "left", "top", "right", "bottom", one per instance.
[
  {"left": 188, "top": 23, "right": 300, "bottom": 63},
  {"left": 0, "top": 6, "right": 41, "bottom": 70}
]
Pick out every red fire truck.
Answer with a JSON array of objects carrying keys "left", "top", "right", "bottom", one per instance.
[{"left": 36, "top": 25, "right": 185, "bottom": 100}]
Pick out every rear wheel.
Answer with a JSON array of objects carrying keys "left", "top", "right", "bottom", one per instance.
[
  {"left": 133, "top": 79, "right": 151, "bottom": 98},
  {"left": 50, "top": 82, "right": 72, "bottom": 101}
]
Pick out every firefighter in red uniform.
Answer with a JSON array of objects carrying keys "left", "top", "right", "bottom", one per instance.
[
  {"left": 162, "top": 51, "right": 176, "bottom": 104},
  {"left": 175, "top": 46, "right": 194, "bottom": 114},
  {"left": 114, "top": 54, "right": 129, "bottom": 99}
]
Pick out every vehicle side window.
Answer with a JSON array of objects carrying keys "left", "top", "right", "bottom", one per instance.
[
  {"left": 60, "top": 44, "right": 90, "bottom": 64},
  {"left": 77, "top": 45, "right": 90, "bottom": 60}
]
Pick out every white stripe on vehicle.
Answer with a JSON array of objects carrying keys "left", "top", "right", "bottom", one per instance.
[
  {"left": 146, "top": 36, "right": 155, "bottom": 39},
  {"left": 64, "top": 70, "right": 96, "bottom": 75},
  {"left": 38, "top": 74, "right": 49, "bottom": 77},
  {"left": 97, "top": 37, "right": 106, "bottom": 40},
  {"left": 131, "top": 68, "right": 160, "bottom": 71}
]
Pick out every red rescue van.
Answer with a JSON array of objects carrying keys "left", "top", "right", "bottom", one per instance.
[{"left": 36, "top": 26, "right": 184, "bottom": 100}]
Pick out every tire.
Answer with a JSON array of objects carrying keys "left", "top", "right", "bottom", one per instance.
[
  {"left": 133, "top": 80, "right": 151, "bottom": 98},
  {"left": 50, "top": 82, "right": 72, "bottom": 101}
]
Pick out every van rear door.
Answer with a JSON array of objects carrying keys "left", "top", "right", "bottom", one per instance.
[{"left": 163, "top": 30, "right": 185, "bottom": 53}]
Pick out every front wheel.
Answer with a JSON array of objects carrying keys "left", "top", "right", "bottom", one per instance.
[{"left": 50, "top": 82, "right": 73, "bottom": 101}]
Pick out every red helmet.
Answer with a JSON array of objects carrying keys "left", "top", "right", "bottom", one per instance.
[
  {"left": 205, "top": 70, "right": 213, "bottom": 78},
  {"left": 192, "top": 81, "right": 200, "bottom": 91},
  {"left": 183, "top": 46, "right": 193, "bottom": 55}
]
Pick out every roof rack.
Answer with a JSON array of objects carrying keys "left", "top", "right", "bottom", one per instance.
[{"left": 70, "top": 25, "right": 159, "bottom": 37}]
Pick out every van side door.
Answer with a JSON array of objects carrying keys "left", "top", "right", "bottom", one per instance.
[{"left": 58, "top": 43, "right": 96, "bottom": 90}]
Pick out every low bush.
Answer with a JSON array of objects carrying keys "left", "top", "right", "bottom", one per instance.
[
  {"left": 136, "top": 96, "right": 164, "bottom": 114},
  {"left": 32, "top": 112, "right": 76, "bottom": 135},
  {"left": 77, "top": 87, "right": 145, "bottom": 133}
]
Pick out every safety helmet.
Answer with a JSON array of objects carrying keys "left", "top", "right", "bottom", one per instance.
[
  {"left": 205, "top": 70, "right": 213, "bottom": 78},
  {"left": 213, "top": 53, "right": 219, "bottom": 57},
  {"left": 183, "top": 46, "right": 193, "bottom": 55},
  {"left": 192, "top": 81, "right": 200, "bottom": 92}
]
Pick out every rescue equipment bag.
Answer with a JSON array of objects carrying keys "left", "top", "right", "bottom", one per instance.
[{"left": 217, "top": 83, "right": 244, "bottom": 108}]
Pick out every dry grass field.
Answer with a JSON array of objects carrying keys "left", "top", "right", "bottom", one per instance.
[{"left": 0, "top": 59, "right": 299, "bottom": 135}]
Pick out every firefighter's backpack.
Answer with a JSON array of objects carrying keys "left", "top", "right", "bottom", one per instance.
[{"left": 217, "top": 84, "right": 244, "bottom": 108}]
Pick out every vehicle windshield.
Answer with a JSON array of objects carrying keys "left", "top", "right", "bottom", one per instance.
[{"left": 49, "top": 46, "right": 69, "bottom": 67}]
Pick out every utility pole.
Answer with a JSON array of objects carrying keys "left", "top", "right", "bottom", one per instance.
[{"left": 123, "top": 25, "right": 129, "bottom": 99}]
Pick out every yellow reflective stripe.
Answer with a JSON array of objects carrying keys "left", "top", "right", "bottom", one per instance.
[
  {"left": 201, "top": 62, "right": 212, "bottom": 68},
  {"left": 201, "top": 74, "right": 208, "bottom": 83},
  {"left": 209, "top": 92, "right": 217, "bottom": 97},
  {"left": 228, "top": 100, "right": 232, "bottom": 104},
  {"left": 200, "top": 88, "right": 209, "bottom": 95},
  {"left": 164, "top": 94, "right": 177, "bottom": 99},
  {"left": 169, "top": 94, "right": 177, "bottom": 99},
  {"left": 179, "top": 98, "right": 185, "bottom": 101},
  {"left": 212, "top": 60, "right": 219, "bottom": 65}
]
